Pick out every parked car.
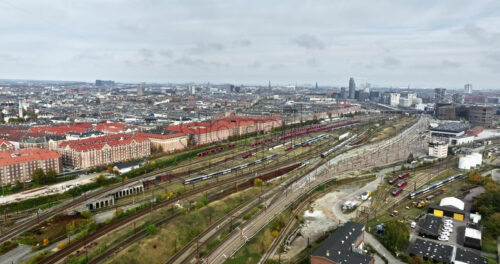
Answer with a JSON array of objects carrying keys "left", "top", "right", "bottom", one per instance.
[
  {"left": 443, "top": 227, "right": 453, "bottom": 232},
  {"left": 440, "top": 231, "right": 451, "bottom": 236},
  {"left": 438, "top": 236, "right": 449, "bottom": 241},
  {"left": 444, "top": 219, "right": 453, "bottom": 224},
  {"left": 411, "top": 222, "right": 417, "bottom": 229}
]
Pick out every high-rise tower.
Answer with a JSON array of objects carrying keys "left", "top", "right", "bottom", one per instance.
[
  {"left": 348, "top": 78, "right": 356, "bottom": 99},
  {"left": 464, "top": 84, "right": 472, "bottom": 94}
]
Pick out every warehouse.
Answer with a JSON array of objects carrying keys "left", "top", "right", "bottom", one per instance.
[
  {"left": 419, "top": 214, "right": 441, "bottom": 239},
  {"left": 427, "top": 197, "right": 466, "bottom": 221},
  {"left": 463, "top": 224, "right": 482, "bottom": 250},
  {"left": 408, "top": 239, "right": 488, "bottom": 264}
]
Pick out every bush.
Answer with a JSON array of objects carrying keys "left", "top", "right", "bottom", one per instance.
[
  {"left": 146, "top": 224, "right": 158, "bottom": 236},
  {"left": 80, "top": 210, "right": 92, "bottom": 219},
  {"left": 380, "top": 221, "right": 409, "bottom": 252}
]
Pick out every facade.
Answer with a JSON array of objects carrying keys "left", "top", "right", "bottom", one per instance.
[
  {"left": 167, "top": 115, "right": 282, "bottom": 146},
  {"left": 136, "top": 132, "right": 187, "bottom": 152},
  {"left": 435, "top": 104, "right": 456, "bottom": 120},
  {"left": 137, "top": 84, "right": 144, "bottom": 96},
  {"left": 0, "top": 139, "right": 15, "bottom": 151},
  {"left": 464, "top": 224, "right": 482, "bottom": 250},
  {"left": 469, "top": 105, "right": 493, "bottom": 128},
  {"left": 452, "top": 93, "right": 464, "bottom": 104},
  {"left": 427, "top": 197, "right": 465, "bottom": 221},
  {"left": 55, "top": 134, "right": 151, "bottom": 169},
  {"left": 348, "top": 78, "right": 356, "bottom": 99},
  {"left": 464, "top": 83, "right": 472, "bottom": 94},
  {"left": 310, "top": 222, "right": 373, "bottom": 264},
  {"left": 435, "top": 88, "right": 446, "bottom": 103},
  {"left": 340, "top": 87, "right": 348, "bottom": 99},
  {"left": 428, "top": 141, "right": 448, "bottom": 158},
  {"left": 0, "top": 148, "right": 62, "bottom": 185}
]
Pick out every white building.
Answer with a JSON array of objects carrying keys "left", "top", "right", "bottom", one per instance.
[
  {"left": 458, "top": 153, "right": 482, "bottom": 170},
  {"left": 389, "top": 93, "right": 400, "bottom": 106},
  {"left": 465, "top": 84, "right": 473, "bottom": 94},
  {"left": 428, "top": 141, "right": 448, "bottom": 158}
]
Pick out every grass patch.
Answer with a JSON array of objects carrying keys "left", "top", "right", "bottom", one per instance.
[
  {"left": 0, "top": 240, "right": 18, "bottom": 256},
  {"left": 108, "top": 188, "right": 261, "bottom": 264},
  {"left": 482, "top": 235, "right": 498, "bottom": 255}
]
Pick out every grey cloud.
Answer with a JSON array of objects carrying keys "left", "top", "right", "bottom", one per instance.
[
  {"left": 233, "top": 39, "right": 252, "bottom": 47},
  {"left": 189, "top": 42, "right": 225, "bottom": 54},
  {"left": 293, "top": 34, "right": 325, "bottom": 50},
  {"left": 248, "top": 61, "right": 261, "bottom": 68},
  {"left": 383, "top": 57, "right": 401, "bottom": 67},
  {"left": 170, "top": 56, "right": 223, "bottom": 68},
  {"left": 159, "top": 50, "right": 174, "bottom": 58},
  {"left": 441, "top": 59, "right": 460, "bottom": 68},
  {"left": 462, "top": 24, "right": 500, "bottom": 44},
  {"left": 306, "top": 58, "right": 320, "bottom": 68}
]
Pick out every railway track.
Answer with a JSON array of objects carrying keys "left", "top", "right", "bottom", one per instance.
[{"left": 71, "top": 131, "right": 358, "bottom": 264}]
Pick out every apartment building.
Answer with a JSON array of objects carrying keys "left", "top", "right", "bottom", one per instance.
[
  {"left": 55, "top": 134, "right": 151, "bottom": 169},
  {"left": 0, "top": 148, "right": 62, "bottom": 185}
]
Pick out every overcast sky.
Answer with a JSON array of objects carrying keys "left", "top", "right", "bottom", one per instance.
[{"left": 1, "top": 0, "right": 499, "bottom": 88}]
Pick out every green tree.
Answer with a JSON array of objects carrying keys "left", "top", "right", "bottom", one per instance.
[
  {"left": 45, "top": 169, "right": 58, "bottom": 183},
  {"left": 486, "top": 213, "right": 500, "bottom": 237},
  {"left": 146, "top": 224, "right": 158, "bottom": 235},
  {"left": 382, "top": 221, "right": 410, "bottom": 252},
  {"left": 407, "top": 153, "right": 414, "bottom": 163},
  {"left": 32, "top": 168, "right": 46, "bottom": 184}
]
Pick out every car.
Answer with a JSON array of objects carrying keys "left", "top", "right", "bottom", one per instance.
[
  {"left": 411, "top": 222, "right": 417, "bottom": 229},
  {"left": 444, "top": 219, "right": 453, "bottom": 224},
  {"left": 444, "top": 223, "right": 454, "bottom": 228},
  {"left": 440, "top": 231, "right": 451, "bottom": 236},
  {"left": 438, "top": 236, "right": 449, "bottom": 241},
  {"left": 443, "top": 227, "right": 453, "bottom": 232}
]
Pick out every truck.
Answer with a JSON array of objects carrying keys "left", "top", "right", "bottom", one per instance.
[{"left": 361, "top": 191, "right": 371, "bottom": 201}]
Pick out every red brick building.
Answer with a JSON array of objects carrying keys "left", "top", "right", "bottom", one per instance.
[
  {"left": 54, "top": 134, "right": 151, "bottom": 169},
  {"left": 0, "top": 148, "right": 62, "bottom": 185}
]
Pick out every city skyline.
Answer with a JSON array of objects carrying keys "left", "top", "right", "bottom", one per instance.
[{"left": 1, "top": 1, "right": 499, "bottom": 88}]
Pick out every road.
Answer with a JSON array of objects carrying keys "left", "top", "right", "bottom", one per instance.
[{"left": 331, "top": 166, "right": 405, "bottom": 264}]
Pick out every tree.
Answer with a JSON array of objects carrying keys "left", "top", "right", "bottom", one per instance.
[
  {"left": 408, "top": 256, "right": 424, "bottom": 264},
  {"left": 254, "top": 178, "right": 263, "bottom": 187},
  {"left": 382, "top": 221, "right": 410, "bottom": 252},
  {"left": 32, "top": 168, "right": 46, "bottom": 184},
  {"left": 407, "top": 153, "right": 414, "bottom": 163},
  {"left": 146, "top": 224, "right": 158, "bottom": 235},
  {"left": 45, "top": 169, "right": 58, "bottom": 183},
  {"left": 486, "top": 212, "right": 500, "bottom": 237}
]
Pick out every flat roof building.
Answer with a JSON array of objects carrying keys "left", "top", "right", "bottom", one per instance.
[{"left": 0, "top": 148, "right": 62, "bottom": 185}]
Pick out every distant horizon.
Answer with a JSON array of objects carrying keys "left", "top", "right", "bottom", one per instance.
[
  {"left": 1, "top": 1, "right": 499, "bottom": 89},
  {"left": 0, "top": 78, "right": 487, "bottom": 91}
]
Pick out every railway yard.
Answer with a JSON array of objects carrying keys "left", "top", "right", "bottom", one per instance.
[{"left": 0, "top": 114, "right": 435, "bottom": 264}]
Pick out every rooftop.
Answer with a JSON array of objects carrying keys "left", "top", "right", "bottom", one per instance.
[
  {"left": 420, "top": 214, "right": 441, "bottom": 237},
  {"left": 58, "top": 133, "right": 149, "bottom": 152},
  {"left": 454, "top": 247, "right": 488, "bottom": 264},
  {"left": 408, "top": 238, "right": 453, "bottom": 263},
  {"left": 431, "top": 123, "right": 470, "bottom": 133},
  {"left": 0, "top": 148, "right": 61, "bottom": 166}
]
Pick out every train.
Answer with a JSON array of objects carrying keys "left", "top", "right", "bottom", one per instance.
[
  {"left": 320, "top": 133, "right": 358, "bottom": 158},
  {"left": 196, "top": 144, "right": 236, "bottom": 157},
  {"left": 409, "top": 174, "right": 463, "bottom": 199},
  {"left": 280, "top": 120, "right": 360, "bottom": 141},
  {"left": 397, "top": 181, "right": 408, "bottom": 188},
  {"left": 389, "top": 177, "right": 399, "bottom": 184},
  {"left": 183, "top": 153, "right": 280, "bottom": 185},
  {"left": 250, "top": 136, "right": 278, "bottom": 146},
  {"left": 398, "top": 172, "right": 410, "bottom": 179},
  {"left": 392, "top": 188, "right": 403, "bottom": 196}
]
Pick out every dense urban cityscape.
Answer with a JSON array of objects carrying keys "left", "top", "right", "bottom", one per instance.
[{"left": 1, "top": 1, "right": 500, "bottom": 264}]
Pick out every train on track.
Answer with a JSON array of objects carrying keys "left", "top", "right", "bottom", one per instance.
[
  {"left": 196, "top": 144, "right": 236, "bottom": 157},
  {"left": 250, "top": 136, "right": 278, "bottom": 146},
  {"left": 183, "top": 153, "right": 280, "bottom": 185},
  {"left": 320, "top": 133, "right": 358, "bottom": 158},
  {"left": 280, "top": 120, "right": 360, "bottom": 141},
  {"left": 409, "top": 174, "right": 463, "bottom": 199}
]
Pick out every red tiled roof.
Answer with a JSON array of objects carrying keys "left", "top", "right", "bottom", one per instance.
[
  {"left": 29, "top": 123, "right": 92, "bottom": 135},
  {"left": 167, "top": 115, "right": 281, "bottom": 135},
  {"left": 94, "top": 122, "right": 128, "bottom": 133},
  {"left": 0, "top": 139, "right": 14, "bottom": 146},
  {"left": 58, "top": 133, "right": 150, "bottom": 152},
  {"left": 0, "top": 148, "right": 61, "bottom": 166},
  {"left": 135, "top": 132, "right": 186, "bottom": 140}
]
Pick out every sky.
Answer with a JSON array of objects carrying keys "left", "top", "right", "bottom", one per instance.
[{"left": 0, "top": 0, "right": 499, "bottom": 89}]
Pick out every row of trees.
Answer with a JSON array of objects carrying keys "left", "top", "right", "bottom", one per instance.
[{"left": 32, "top": 168, "right": 58, "bottom": 184}]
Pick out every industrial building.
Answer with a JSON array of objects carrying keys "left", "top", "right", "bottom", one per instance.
[
  {"left": 310, "top": 222, "right": 373, "bottom": 264},
  {"left": 419, "top": 214, "right": 442, "bottom": 239},
  {"left": 435, "top": 103, "right": 456, "bottom": 120},
  {"left": 430, "top": 123, "right": 470, "bottom": 138},
  {"left": 464, "top": 223, "right": 482, "bottom": 250},
  {"left": 428, "top": 141, "right": 448, "bottom": 158},
  {"left": 458, "top": 153, "right": 482, "bottom": 170},
  {"left": 408, "top": 238, "right": 487, "bottom": 264},
  {"left": 469, "top": 105, "right": 493, "bottom": 128},
  {"left": 427, "top": 197, "right": 466, "bottom": 221}
]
